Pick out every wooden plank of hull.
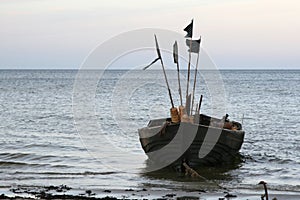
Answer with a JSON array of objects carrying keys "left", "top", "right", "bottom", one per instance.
[{"left": 139, "top": 120, "right": 245, "bottom": 168}]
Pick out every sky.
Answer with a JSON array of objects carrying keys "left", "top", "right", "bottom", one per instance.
[{"left": 0, "top": 0, "right": 299, "bottom": 69}]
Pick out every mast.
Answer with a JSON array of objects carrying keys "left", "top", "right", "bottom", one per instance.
[
  {"left": 143, "top": 35, "right": 175, "bottom": 109},
  {"left": 197, "top": 94, "right": 203, "bottom": 114},
  {"left": 173, "top": 41, "right": 183, "bottom": 106},
  {"left": 186, "top": 39, "right": 192, "bottom": 115},
  {"left": 183, "top": 19, "right": 194, "bottom": 115},
  {"left": 191, "top": 36, "right": 201, "bottom": 114},
  {"left": 154, "top": 35, "right": 175, "bottom": 108}
]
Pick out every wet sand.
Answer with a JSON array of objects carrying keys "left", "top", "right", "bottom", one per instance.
[{"left": 2, "top": 185, "right": 300, "bottom": 200}]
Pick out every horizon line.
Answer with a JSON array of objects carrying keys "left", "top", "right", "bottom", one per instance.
[{"left": 0, "top": 68, "right": 299, "bottom": 71}]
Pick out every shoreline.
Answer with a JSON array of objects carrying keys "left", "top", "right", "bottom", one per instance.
[{"left": 2, "top": 185, "right": 300, "bottom": 200}]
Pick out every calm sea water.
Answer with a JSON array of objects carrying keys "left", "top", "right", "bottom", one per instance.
[{"left": 0, "top": 69, "right": 299, "bottom": 194}]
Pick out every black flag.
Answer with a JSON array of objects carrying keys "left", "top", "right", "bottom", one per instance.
[
  {"left": 185, "top": 37, "right": 201, "bottom": 53},
  {"left": 184, "top": 19, "right": 193, "bottom": 38},
  {"left": 173, "top": 41, "right": 178, "bottom": 64}
]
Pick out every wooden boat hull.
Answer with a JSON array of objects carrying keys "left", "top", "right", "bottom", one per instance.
[{"left": 138, "top": 116, "right": 245, "bottom": 169}]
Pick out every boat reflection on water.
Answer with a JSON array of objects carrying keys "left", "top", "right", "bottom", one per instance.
[{"left": 141, "top": 153, "right": 244, "bottom": 192}]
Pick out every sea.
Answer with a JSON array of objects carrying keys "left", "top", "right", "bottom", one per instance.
[{"left": 0, "top": 69, "right": 299, "bottom": 195}]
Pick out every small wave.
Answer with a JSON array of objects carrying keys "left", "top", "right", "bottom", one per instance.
[
  {"left": 243, "top": 152, "right": 297, "bottom": 165},
  {"left": 0, "top": 161, "right": 72, "bottom": 169},
  {"left": 0, "top": 161, "right": 40, "bottom": 167},
  {"left": 269, "top": 158, "right": 294, "bottom": 164},
  {"left": 0, "top": 152, "right": 64, "bottom": 163},
  {"left": 23, "top": 143, "right": 86, "bottom": 151},
  {"left": 229, "top": 183, "right": 300, "bottom": 193},
  {"left": 0, "top": 152, "right": 32, "bottom": 159},
  {"left": 13, "top": 171, "right": 118, "bottom": 176}
]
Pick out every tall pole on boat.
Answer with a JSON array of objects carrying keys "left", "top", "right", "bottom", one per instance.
[
  {"left": 197, "top": 94, "right": 203, "bottom": 114},
  {"left": 154, "top": 34, "right": 175, "bottom": 108},
  {"left": 173, "top": 41, "right": 183, "bottom": 106},
  {"left": 191, "top": 36, "right": 201, "bottom": 115},
  {"left": 186, "top": 40, "right": 192, "bottom": 115},
  {"left": 184, "top": 19, "right": 193, "bottom": 115}
]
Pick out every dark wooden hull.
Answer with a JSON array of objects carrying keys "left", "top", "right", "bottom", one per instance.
[{"left": 138, "top": 115, "right": 245, "bottom": 169}]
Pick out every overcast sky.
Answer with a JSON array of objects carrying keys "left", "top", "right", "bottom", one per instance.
[{"left": 0, "top": 0, "right": 299, "bottom": 69}]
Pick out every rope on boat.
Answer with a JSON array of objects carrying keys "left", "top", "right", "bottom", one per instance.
[
  {"left": 182, "top": 162, "right": 227, "bottom": 190},
  {"left": 182, "top": 162, "right": 207, "bottom": 180}
]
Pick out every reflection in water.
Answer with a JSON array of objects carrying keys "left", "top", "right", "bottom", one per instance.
[{"left": 141, "top": 154, "right": 244, "bottom": 191}]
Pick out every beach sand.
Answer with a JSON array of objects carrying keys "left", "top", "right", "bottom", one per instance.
[{"left": 2, "top": 185, "right": 300, "bottom": 200}]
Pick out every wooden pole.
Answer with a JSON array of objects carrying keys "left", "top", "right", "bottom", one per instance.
[
  {"left": 154, "top": 35, "right": 174, "bottom": 108},
  {"left": 182, "top": 162, "right": 206, "bottom": 180},
  {"left": 197, "top": 95, "right": 203, "bottom": 114},
  {"left": 185, "top": 93, "right": 191, "bottom": 117},
  {"left": 176, "top": 62, "right": 183, "bottom": 106},
  {"left": 173, "top": 41, "right": 183, "bottom": 106},
  {"left": 191, "top": 47, "right": 201, "bottom": 115},
  {"left": 183, "top": 19, "right": 194, "bottom": 115},
  {"left": 185, "top": 38, "right": 192, "bottom": 115}
]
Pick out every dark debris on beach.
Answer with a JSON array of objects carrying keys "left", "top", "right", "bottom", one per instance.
[
  {"left": 2, "top": 182, "right": 288, "bottom": 200},
  {"left": 4, "top": 185, "right": 118, "bottom": 200},
  {"left": 2, "top": 184, "right": 214, "bottom": 200}
]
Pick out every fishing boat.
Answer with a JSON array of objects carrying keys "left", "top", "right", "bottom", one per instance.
[
  {"left": 138, "top": 20, "right": 245, "bottom": 169},
  {"left": 138, "top": 114, "right": 245, "bottom": 168}
]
